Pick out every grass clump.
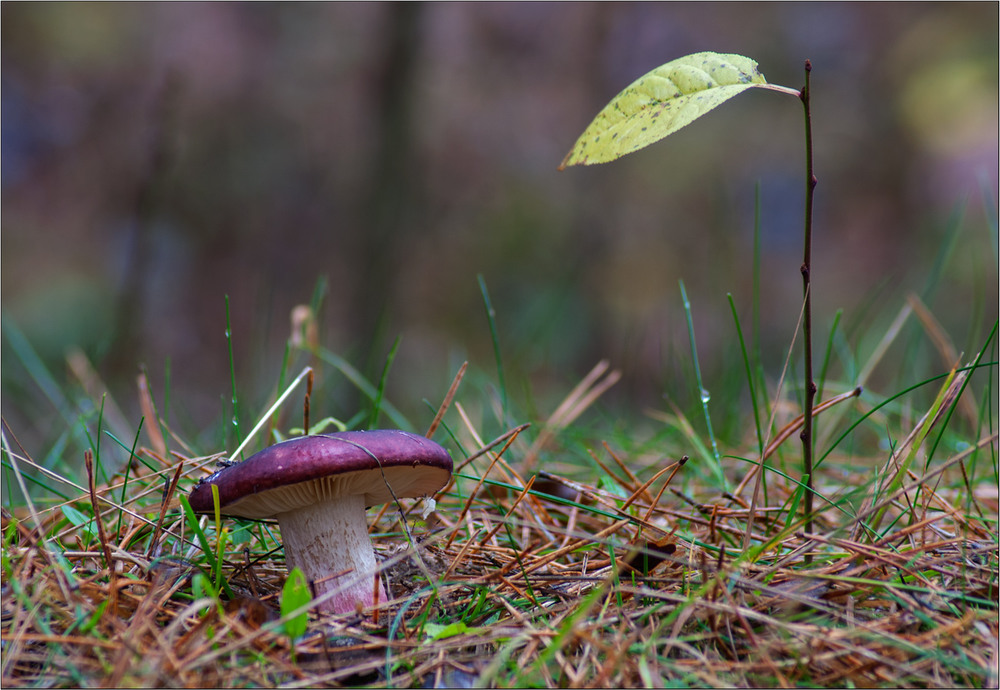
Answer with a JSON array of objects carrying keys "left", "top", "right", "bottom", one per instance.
[{"left": 2, "top": 283, "right": 996, "bottom": 687}]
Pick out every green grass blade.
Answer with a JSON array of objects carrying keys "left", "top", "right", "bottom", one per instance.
[
  {"left": 728, "top": 294, "right": 764, "bottom": 460},
  {"left": 923, "top": 320, "right": 998, "bottom": 468},
  {"left": 369, "top": 336, "right": 400, "bottom": 429},
  {"left": 178, "top": 493, "right": 234, "bottom": 599},
  {"left": 313, "top": 347, "right": 411, "bottom": 431},
  {"left": 679, "top": 280, "right": 726, "bottom": 489},
  {"left": 920, "top": 203, "right": 965, "bottom": 303},
  {"left": 1, "top": 317, "right": 77, "bottom": 432},
  {"left": 816, "top": 308, "right": 842, "bottom": 405},
  {"left": 478, "top": 274, "right": 508, "bottom": 420},
  {"left": 114, "top": 420, "right": 143, "bottom": 536},
  {"left": 224, "top": 295, "right": 243, "bottom": 456}
]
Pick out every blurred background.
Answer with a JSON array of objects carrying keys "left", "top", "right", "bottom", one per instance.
[{"left": 3, "top": 3, "right": 997, "bottom": 457}]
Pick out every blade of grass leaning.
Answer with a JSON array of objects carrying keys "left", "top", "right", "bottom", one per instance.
[
  {"left": 178, "top": 493, "right": 235, "bottom": 599},
  {"left": 921, "top": 321, "right": 996, "bottom": 468},
  {"left": 816, "top": 308, "right": 842, "bottom": 407},
  {"left": 369, "top": 335, "right": 400, "bottom": 429},
  {"left": 890, "top": 205, "right": 967, "bottom": 407},
  {"left": 783, "top": 473, "right": 809, "bottom": 535},
  {"left": 313, "top": 346, "right": 411, "bottom": 431},
  {"left": 66, "top": 348, "right": 133, "bottom": 447},
  {"left": 833, "top": 288, "right": 991, "bottom": 468},
  {"left": 920, "top": 203, "right": 965, "bottom": 304},
  {"left": 224, "top": 295, "right": 243, "bottom": 455},
  {"left": 2, "top": 318, "right": 80, "bottom": 435},
  {"left": 728, "top": 294, "right": 765, "bottom": 463},
  {"left": 0, "top": 450, "right": 73, "bottom": 502},
  {"left": 739, "top": 282, "right": 807, "bottom": 549},
  {"left": 679, "top": 279, "right": 726, "bottom": 489},
  {"left": 819, "top": 361, "right": 988, "bottom": 472},
  {"left": 647, "top": 404, "right": 715, "bottom": 475},
  {"left": 908, "top": 292, "right": 983, "bottom": 425},
  {"left": 211, "top": 484, "right": 231, "bottom": 595},
  {"left": 861, "top": 366, "right": 966, "bottom": 539},
  {"left": 478, "top": 274, "right": 508, "bottom": 420},
  {"left": 112, "top": 420, "right": 144, "bottom": 537}
]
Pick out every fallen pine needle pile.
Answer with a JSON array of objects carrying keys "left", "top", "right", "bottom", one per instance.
[{"left": 2, "top": 361, "right": 997, "bottom": 688}]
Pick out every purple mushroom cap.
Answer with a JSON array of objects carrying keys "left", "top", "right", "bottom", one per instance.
[{"left": 189, "top": 430, "right": 453, "bottom": 520}]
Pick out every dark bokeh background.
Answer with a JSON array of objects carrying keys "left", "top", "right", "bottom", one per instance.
[{"left": 3, "top": 3, "right": 997, "bottom": 453}]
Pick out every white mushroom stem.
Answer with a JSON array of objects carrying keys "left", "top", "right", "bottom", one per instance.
[{"left": 276, "top": 493, "right": 387, "bottom": 614}]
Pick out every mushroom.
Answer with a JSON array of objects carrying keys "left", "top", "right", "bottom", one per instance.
[{"left": 189, "top": 430, "right": 452, "bottom": 614}]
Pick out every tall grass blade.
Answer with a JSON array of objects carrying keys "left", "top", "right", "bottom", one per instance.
[
  {"left": 178, "top": 493, "right": 235, "bottom": 599},
  {"left": 920, "top": 203, "right": 965, "bottom": 303},
  {"left": 728, "top": 294, "right": 764, "bottom": 460},
  {"left": 369, "top": 336, "right": 400, "bottom": 429},
  {"left": 314, "top": 347, "right": 411, "bottom": 430},
  {"left": 113, "top": 420, "right": 143, "bottom": 536},
  {"left": 860, "top": 366, "right": 966, "bottom": 539},
  {"left": 679, "top": 280, "right": 725, "bottom": 489},
  {"left": 224, "top": 295, "right": 243, "bottom": 455},
  {"left": 478, "top": 274, "right": 508, "bottom": 420},
  {"left": 816, "top": 308, "right": 842, "bottom": 405},
  {"left": 923, "top": 320, "right": 998, "bottom": 466}
]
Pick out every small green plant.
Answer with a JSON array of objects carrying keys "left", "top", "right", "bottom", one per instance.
[
  {"left": 280, "top": 567, "right": 311, "bottom": 656},
  {"left": 560, "top": 51, "right": 820, "bottom": 534}
]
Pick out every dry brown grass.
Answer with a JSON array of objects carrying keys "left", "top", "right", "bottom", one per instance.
[{"left": 2, "top": 337, "right": 998, "bottom": 688}]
